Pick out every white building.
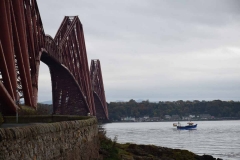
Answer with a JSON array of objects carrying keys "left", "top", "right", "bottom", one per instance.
[{"left": 121, "top": 117, "right": 136, "bottom": 121}]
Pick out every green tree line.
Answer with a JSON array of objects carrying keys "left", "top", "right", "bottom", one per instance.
[{"left": 108, "top": 99, "right": 240, "bottom": 121}]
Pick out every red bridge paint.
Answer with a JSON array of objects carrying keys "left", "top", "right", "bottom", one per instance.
[
  {"left": 0, "top": 0, "right": 108, "bottom": 120},
  {"left": 90, "top": 60, "right": 109, "bottom": 120}
]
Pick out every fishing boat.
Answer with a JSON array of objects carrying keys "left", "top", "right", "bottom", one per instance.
[{"left": 173, "top": 122, "right": 197, "bottom": 130}]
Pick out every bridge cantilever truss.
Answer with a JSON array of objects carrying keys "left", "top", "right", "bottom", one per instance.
[
  {"left": 43, "top": 16, "right": 96, "bottom": 116},
  {"left": 90, "top": 60, "right": 108, "bottom": 120},
  {"left": 0, "top": 0, "right": 44, "bottom": 114},
  {"left": 0, "top": 0, "right": 108, "bottom": 119}
]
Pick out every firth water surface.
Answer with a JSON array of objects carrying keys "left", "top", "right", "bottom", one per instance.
[{"left": 103, "top": 120, "right": 240, "bottom": 160}]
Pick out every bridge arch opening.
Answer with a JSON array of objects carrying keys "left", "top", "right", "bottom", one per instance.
[
  {"left": 40, "top": 50, "right": 90, "bottom": 115},
  {"left": 38, "top": 62, "right": 52, "bottom": 104}
]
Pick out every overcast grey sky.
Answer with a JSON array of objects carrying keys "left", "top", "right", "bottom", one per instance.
[{"left": 37, "top": 0, "right": 240, "bottom": 102}]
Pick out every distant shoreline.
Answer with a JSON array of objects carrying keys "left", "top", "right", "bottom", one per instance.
[{"left": 111, "top": 118, "right": 240, "bottom": 123}]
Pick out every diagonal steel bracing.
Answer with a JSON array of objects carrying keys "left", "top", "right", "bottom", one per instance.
[
  {"left": 90, "top": 60, "right": 108, "bottom": 120},
  {"left": 0, "top": 0, "right": 44, "bottom": 114},
  {"left": 0, "top": 0, "right": 108, "bottom": 118},
  {"left": 43, "top": 17, "right": 96, "bottom": 116}
]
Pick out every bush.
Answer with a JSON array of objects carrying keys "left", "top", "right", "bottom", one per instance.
[
  {"left": 18, "top": 105, "right": 37, "bottom": 115},
  {"left": 98, "top": 127, "right": 120, "bottom": 160},
  {"left": 18, "top": 104, "right": 52, "bottom": 116}
]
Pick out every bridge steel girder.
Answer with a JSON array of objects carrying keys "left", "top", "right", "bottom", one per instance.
[
  {"left": 0, "top": 0, "right": 100, "bottom": 117},
  {"left": 43, "top": 19, "right": 96, "bottom": 116},
  {"left": 90, "top": 60, "right": 109, "bottom": 120},
  {"left": 50, "top": 16, "right": 96, "bottom": 116},
  {"left": 0, "top": 0, "right": 44, "bottom": 114},
  {"left": 40, "top": 50, "right": 90, "bottom": 116}
]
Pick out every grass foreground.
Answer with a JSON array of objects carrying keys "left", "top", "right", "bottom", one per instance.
[{"left": 98, "top": 130, "right": 223, "bottom": 160}]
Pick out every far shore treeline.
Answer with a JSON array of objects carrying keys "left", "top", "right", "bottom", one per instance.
[{"left": 107, "top": 99, "right": 240, "bottom": 121}]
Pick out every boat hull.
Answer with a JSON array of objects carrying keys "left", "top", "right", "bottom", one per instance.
[{"left": 177, "top": 124, "right": 197, "bottom": 130}]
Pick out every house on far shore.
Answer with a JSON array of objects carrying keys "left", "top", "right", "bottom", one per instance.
[
  {"left": 121, "top": 117, "right": 136, "bottom": 122},
  {"left": 182, "top": 115, "right": 195, "bottom": 120},
  {"left": 199, "top": 114, "right": 212, "bottom": 120},
  {"left": 135, "top": 117, "right": 144, "bottom": 122},
  {"left": 171, "top": 115, "right": 180, "bottom": 120},
  {"left": 164, "top": 115, "right": 171, "bottom": 120},
  {"left": 143, "top": 115, "right": 149, "bottom": 119},
  {"left": 182, "top": 116, "right": 188, "bottom": 120},
  {"left": 189, "top": 115, "right": 195, "bottom": 118},
  {"left": 149, "top": 117, "right": 161, "bottom": 121}
]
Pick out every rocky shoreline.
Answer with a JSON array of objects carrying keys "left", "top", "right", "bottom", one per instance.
[{"left": 99, "top": 131, "right": 223, "bottom": 160}]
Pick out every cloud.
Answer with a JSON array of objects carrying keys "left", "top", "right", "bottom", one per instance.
[{"left": 37, "top": 0, "right": 240, "bottom": 102}]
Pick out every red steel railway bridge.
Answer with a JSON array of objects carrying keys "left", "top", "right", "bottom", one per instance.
[{"left": 0, "top": 0, "right": 108, "bottom": 120}]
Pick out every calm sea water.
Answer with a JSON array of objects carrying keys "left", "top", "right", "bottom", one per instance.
[{"left": 103, "top": 120, "right": 240, "bottom": 160}]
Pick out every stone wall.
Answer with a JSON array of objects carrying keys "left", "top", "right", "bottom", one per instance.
[{"left": 0, "top": 117, "right": 99, "bottom": 160}]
